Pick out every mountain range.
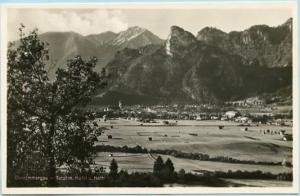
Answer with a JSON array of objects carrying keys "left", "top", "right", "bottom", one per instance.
[
  {"left": 197, "top": 18, "right": 292, "bottom": 68},
  {"left": 39, "top": 26, "right": 163, "bottom": 80},
  {"left": 38, "top": 18, "right": 293, "bottom": 105}
]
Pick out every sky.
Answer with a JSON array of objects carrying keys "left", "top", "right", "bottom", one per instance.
[{"left": 7, "top": 6, "right": 293, "bottom": 41}]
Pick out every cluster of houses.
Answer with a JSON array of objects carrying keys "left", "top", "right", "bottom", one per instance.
[
  {"left": 98, "top": 102, "right": 223, "bottom": 121},
  {"left": 221, "top": 111, "right": 251, "bottom": 123},
  {"left": 225, "top": 97, "right": 265, "bottom": 107},
  {"left": 93, "top": 101, "right": 292, "bottom": 129}
]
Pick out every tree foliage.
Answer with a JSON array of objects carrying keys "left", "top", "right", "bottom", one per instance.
[
  {"left": 165, "top": 158, "right": 175, "bottom": 173},
  {"left": 109, "top": 159, "right": 118, "bottom": 179},
  {"left": 7, "top": 26, "right": 106, "bottom": 186},
  {"left": 153, "top": 156, "right": 164, "bottom": 176},
  {"left": 153, "top": 156, "right": 175, "bottom": 182}
]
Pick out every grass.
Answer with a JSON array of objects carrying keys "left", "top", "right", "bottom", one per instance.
[
  {"left": 96, "top": 119, "right": 293, "bottom": 163},
  {"left": 222, "top": 179, "right": 292, "bottom": 187},
  {"left": 93, "top": 118, "right": 293, "bottom": 188},
  {"left": 93, "top": 152, "right": 292, "bottom": 175}
]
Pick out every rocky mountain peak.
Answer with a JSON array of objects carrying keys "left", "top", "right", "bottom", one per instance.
[
  {"left": 127, "top": 26, "right": 146, "bottom": 33},
  {"left": 197, "top": 27, "right": 227, "bottom": 36},
  {"left": 170, "top": 25, "right": 184, "bottom": 33},
  {"left": 166, "top": 26, "right": 197, "bottom": 57},
  {"left": 196, "top": 27, "right": 228, "bottom": 43},
  {"left": 109, "top": 26, "right": 163, "bottom": 48},
  {"left": 111, "top": 26, "right": 147, "bottom": 45},
  {"left": 282, "top": 17, "right": 292, "bottom": 31},
  {"left": 169, "top": 26, "right": 196, "bottom": 41},
  {"left": 196, "top": 18, "right": 292, "bottom": 67}
]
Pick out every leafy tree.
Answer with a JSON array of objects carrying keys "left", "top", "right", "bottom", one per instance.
[
  {"left": 7, "top": 26, "right": 106, "bottom": 186},
  {"left": 153, "top": 156, "right": 164, "bottom": 175},
  {"left": 164, "top": 158, "right": 175, "bottom": 173},
  {"left": 163, "top": 158, "right": 176, "bottom": 182},
  {"left": 109, "top": 159, "right": 118, "bottom": 179},
  {"left": 178, "top": 168, "right": 185, "bottom": 176}
]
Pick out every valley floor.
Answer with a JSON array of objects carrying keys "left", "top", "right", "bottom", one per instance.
[{"left": 92, "top": 118, "right": 293, "bottom": 187}]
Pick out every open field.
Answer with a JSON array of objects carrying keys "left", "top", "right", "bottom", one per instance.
[
  {"left": 96, "top": 119, "right": 293, "bottom": 163},
  {"left": 92, "top": 119, "right": 293, "bottom": 187},
  {"left": 223, "top": 179, "right": 292, "bottom": 187},
  {"left": 93, "top": 152, "right": 292, "bottom": 174}
]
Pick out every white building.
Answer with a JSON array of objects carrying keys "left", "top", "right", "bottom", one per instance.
[{"left": 225, "top": 111, "right": 239, "bottom": 119}]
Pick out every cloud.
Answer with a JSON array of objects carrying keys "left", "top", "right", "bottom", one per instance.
[
  {"left": 7, "top": 7, "right": 292, "bottom": 41},
  {"left": 7, "top": 9, "right": 129, "bottom": 41}
]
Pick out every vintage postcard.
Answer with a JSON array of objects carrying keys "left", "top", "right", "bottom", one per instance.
[{"left": 0, "top": 1, "right": 298, "bottom": 194}]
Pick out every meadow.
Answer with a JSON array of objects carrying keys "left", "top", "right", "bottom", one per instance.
[
  {"left": 93, "top": 118, "right": 293, "bottom": 187},
  {"left": 93, "top": 152, "right": 292, "bottom": 174},
  {"left": 96, "top": 119, "right": 292, "bottom": 163}
]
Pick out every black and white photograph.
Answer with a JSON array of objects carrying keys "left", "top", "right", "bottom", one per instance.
[{"left": 1, "top": 2, "right": 298, "bottom": 194}]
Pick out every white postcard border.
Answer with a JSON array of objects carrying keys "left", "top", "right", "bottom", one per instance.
[{"left": 1, "top": 1, "right": 299, "bottom": 194}]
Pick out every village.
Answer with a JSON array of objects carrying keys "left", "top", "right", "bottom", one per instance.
[
  {"left": 85, "top": 98, "right": 293, "bottom": 142},
  {"left": 87, "top": 98, "right": 293, "bottom": 187}
]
